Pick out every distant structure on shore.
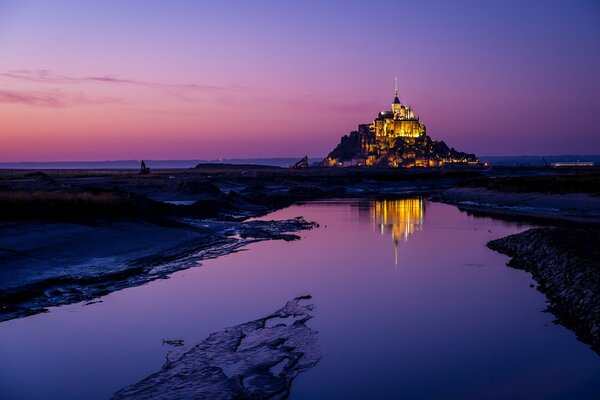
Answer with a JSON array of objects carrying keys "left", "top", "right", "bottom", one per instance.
[
  {"left": 551, "top": 161, "right": 594, "bottom": 168},
  {"left": 323, "top": 79, "right": 479, "bottom": 168}
]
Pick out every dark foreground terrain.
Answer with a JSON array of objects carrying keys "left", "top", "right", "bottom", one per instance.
[
  {"left": 1, "top": 164, "right": 599, "bottom": 357},
  {"left": 437, "top": 171, "right": 600, "bottom": 224},
  {"left": 488, "top": 228, "right": 600, "bottom": 355},
  {"left": 447, "top": 171, "right": 600, "bottom": 354},
  {"left": 113, "top": 295, "right": 320, "bottom": 400}
]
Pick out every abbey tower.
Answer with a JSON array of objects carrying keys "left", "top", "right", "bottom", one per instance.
[{"left": 323, "top": 79, "right": 479, "bottom": 168}]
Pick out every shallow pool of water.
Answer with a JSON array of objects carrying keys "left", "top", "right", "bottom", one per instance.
[{"left": 1, "top": 199, "right": 599, "bottom": 399}]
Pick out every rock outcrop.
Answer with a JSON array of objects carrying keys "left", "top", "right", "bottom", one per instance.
[
  {"left": 321, "top": 83, "right": 478, "bottom": 168},
  {"left": 324, "top": 130, "right": 478, "bottom": 167},
  {"left": 113, "top": 296, "right": 321, "bottom": 399},
  {"left": 488, "top": 227, "right": 600, "bottom": 354}
]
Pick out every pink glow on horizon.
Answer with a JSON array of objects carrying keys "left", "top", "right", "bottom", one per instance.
[{"left": 0, "top": 1, "right": 599, "bottom": 161}]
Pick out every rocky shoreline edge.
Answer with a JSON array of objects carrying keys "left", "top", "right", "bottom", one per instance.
[
  {"left": 488, "top": 227, "right": 600, "bottom": 355},
  {"left": 435, "top": 187, "right": 600, "bottom": 225},
  {"left": 112, "top": 295, "right": 321, "bottom": 400},
  {"left": 0, "top": 217, "right": 317, "bottom": 323}
]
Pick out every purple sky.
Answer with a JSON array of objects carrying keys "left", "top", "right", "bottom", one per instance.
[{"left": 0, "top": 0, "right": 599, "bottom": 161}]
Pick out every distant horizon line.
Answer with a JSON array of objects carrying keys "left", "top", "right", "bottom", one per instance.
[
  {"left": 0, "top": 154, "right": 599, "bottom": 169},
  {"left": 1, "top": 154, "right": 600, "bottom": 164}
]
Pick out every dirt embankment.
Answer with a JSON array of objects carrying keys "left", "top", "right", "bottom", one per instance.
[
  {"left": 488, "top": 227, "right": 600, "bottom": 354},
  {"left": 461, "top": 173, "right": 600, "bottom": 195},
  {"left": 436, "top": 172, "right": 600, "bottom": 224},
  {"left": 0, "top": 217, "right": 317, "bottom": 322},
  {"left": 437, "top": 187, "right": 600, "bottom": 224},
  {"left": 0, "top": 172, "right": 329, "bottom": 322},
  {"left": 0, "top": 168, "right": 484, "bottom": 223}
]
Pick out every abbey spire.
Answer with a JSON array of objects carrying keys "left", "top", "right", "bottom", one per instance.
[{"left": 393, "top": 77, "right": 400, "bottom": 104}]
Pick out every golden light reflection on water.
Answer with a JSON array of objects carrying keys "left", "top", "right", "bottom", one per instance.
[{"left": 371, "top": 198, "right": 425, "bottom": 264}]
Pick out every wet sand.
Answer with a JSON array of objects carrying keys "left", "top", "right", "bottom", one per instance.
[
  {"left": 438, "top": 187, "right": 600, "bottom": 224},
  {"left": 0, "top": 216, "right": 316, "bottom": 322}
]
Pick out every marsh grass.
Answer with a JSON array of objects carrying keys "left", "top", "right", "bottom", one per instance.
[
  {"left": 462, "top": 173, "right": 600, "bottom": 195},
  {"left": 0, "top": 191, "right": 147, "bottom": 220}
]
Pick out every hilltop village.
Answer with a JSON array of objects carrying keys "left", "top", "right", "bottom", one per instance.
[{"left": 323, "top": 80, "right": 479, "bottom": 167}]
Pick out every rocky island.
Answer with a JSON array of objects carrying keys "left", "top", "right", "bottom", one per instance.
[{"left": 323, "top": 79, "right": 479, "bottom": 168}]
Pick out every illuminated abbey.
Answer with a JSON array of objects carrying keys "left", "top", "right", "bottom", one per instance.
[
  {"left": 323, "top": 79, "right": 478, "bottom": 168},
  {"left": 372, "top": 78, "right": 425, "bottom": 139}
]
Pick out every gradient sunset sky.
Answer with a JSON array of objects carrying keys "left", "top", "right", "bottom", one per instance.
[{"left": 1, "top": 0, "right": 599, "bottom": 161}]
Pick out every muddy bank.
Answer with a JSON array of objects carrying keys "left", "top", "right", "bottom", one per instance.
[
  {"left": 436, "top": 187, "right": 600, "bottom": 224},
  {"left": 460, "top": 172, "right": 600, "bottom": 194},
  {"left": 3, "top": 167, "right": 597, "bottom": 324},
  {"left": 0, "top": 172, "right": 340, "bottom": 321},
  {"left": 0, "top": 169, "right": 473, "bottom": 222},
  {"left": 113, "top": 295, "right": 320, "bottom": 400},
  {"left": 0, "top": 168, "right": 474, "bottom": 324},
  {"left": 0, "top": 217, "right": 316, "bottom": 322},
  {"left": 488, "top": 227, "right": 600, "bottom": 354}
]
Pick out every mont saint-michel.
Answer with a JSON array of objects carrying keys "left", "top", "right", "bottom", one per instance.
[{"left": 323, "top": 79, "right": 478, "bottom": 168}]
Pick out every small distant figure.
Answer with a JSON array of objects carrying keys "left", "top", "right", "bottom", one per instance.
[
  {"left": 140, "top": 160, "right": 150, "bottom": 175},
  {"left": 291, "top": 156, "right": 309, "bottom": 169}
]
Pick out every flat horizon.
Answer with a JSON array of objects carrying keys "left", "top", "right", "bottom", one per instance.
[{"left": 1, "top": 154, "right": 599, "bottom": 163}]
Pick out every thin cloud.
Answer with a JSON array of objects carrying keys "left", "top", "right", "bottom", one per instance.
[
  {"left": 0, "top": 70, "right": 366, "bottom": 113},
  {"left": 0, "top": 69, "right": 81, "bottom": 84},
  {"left": 0, "top": 89, "right": 63, "bottom": 107},
  {"left": 255, "top": 93, "right": 376, "bottom": 114},
  {"left": 0, "top": 69, "right": 250, "bottom": 95},
  {"left": 0, "top": 89, "right": 127, "bottom": 108},
  {"left": 130, "top": 107, "right": 205, "bottom": 117}
]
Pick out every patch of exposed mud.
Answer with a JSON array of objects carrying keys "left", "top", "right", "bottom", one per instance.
[
  {"left": 113, "top": 296, "right": 321, "bottom": 400},
  {"left": 0, "top": 218, "right": 316, "bottom": 322}
]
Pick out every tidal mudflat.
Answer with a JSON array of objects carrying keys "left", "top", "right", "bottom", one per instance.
[{"left": 1, "top": 199, "right": 599, "bottom": 399}]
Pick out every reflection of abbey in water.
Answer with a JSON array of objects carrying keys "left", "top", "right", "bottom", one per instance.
[{"left": 371, "top": 198, "right": 425, "bottom": 264}]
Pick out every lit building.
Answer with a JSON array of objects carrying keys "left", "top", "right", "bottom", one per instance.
[
  {"left": 323, "top": 79, "right": 479, "bottom": 168},
  {"left": 371, "top": 78, "right": 425, "bottom": 139}
]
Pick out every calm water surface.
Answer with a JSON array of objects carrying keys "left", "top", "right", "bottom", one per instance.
[{"left": 1, "top": 199, "right": 599, "bottom": 399}]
